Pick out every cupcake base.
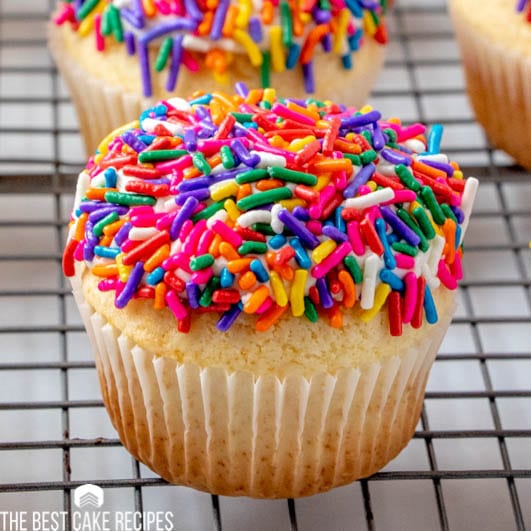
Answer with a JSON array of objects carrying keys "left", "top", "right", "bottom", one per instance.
[{"left": 72, "top": 273, "right": 454, "bottom": 498}]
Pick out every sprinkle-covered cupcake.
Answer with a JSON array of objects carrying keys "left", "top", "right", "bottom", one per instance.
[
  {"left": 49, "top": 0, "right": 389, "bottom": 156},
  {"left": 64, "top": 85, "right": 478, "bottom": 498},
  {"left": 449, "top": 0, "right": 531, "bottom": 169}
]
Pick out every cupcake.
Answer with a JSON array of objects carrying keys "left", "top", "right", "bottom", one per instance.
[
  {"left": 63, "top": 85, "right": 478, "bottom": 498},
  {"left": 49, "top": 0, "right": 389, "bottom": 156},
  {"left": 449, "top": 0, "right": 531, "bottom": 169}
]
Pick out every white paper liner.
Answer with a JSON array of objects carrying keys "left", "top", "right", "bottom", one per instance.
[
  {"left": 450, "top": 10, "right": 531, "bottom": 169},
  {"left": 71, "top": 273, "right": 452, "bottom": 498}
]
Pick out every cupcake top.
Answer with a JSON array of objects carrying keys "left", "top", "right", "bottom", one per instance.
[
  {"left": 63, "top": 84, "right": 478, "bottom": 336},
  {"left": 53, "top": 0, "right": 389, "bottom": 97}
]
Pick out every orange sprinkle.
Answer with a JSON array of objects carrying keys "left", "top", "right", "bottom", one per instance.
[
  {"left": 210, "top": 98, "right": 224, "bottom": 125},
  {"left": 442, "top": 218, "right": 456, "bottom": 265},
  {"left": 239, "top": 271, "right": 257, "bottom": 291},
  {"left": 91, "top": 264, "right": 119, "bottom": 277},
  {"left": 103, "top": 218, "right": 126, "bottom": 237},
  {"left": 261, "top": 1, "right": 274, "bottom": 24},
  {"left": 208, "top": 233, "right": 223, "bottom": 257},
  {"left": 227, "top": 258, "right": 253, "bottom": 274},
  {"left": 278, "top": 264, "right": 294, "bottom": 281},
  {"left": 154, "top": 282, "right": 167, "bottom": 310},
  {"left": 206, "top": 0, "right": 218, "bottom": 9},
  {"left": 85, "top": 187, "right": 116, "bottom": 201},
  {"left": 207, "top": 154, "right": 222, "bottom": 168},
  {"left": 75, "top": 213, "right": 88, "bottom": 242},
  {"left": 144, "top": 243, "right": 170, "bottom": 272},
  {"left": 256, "top": 303, "right": 288, "bottom": 331},
  {"left": 338, "top": 270, "right": 356, "bottom": 308},
  {"left": 328, "top": 303, "right": 343, "bottom": 328},
  {"left": 269, "top": 135, "right": 288, "bottom": 148},
  {"left": 212, "top": 91, "right": 236, "bottom": 111},
  {"left": 245, "top": 89, "right": 264, "bottom": 105},
  {"left": 292, "top": 6, "right": 304, "bottom": 37},
  {"left": 236, "top": 183, "right": 253, "bottom": 201},
  {"left": 311, "top": 158, "right": 353, "bottom": 174},
  {"left": 244, "top": 285, "right": 269, "bottom": 313},
  {"left": 197, "top": 11, "right": 213, "bottom": 35},
  {"left": 142, "top": 0, "right": 156, "bottom": 16},
  {"left": 256, "top": 178, "right": 284, "bottom": 191},
  {"left": 220, "top": 241, "right": 240, "bottom": 261},
  {"left": 300, "top": 24, "right": 330, "bottom": 64},
  {"left": 412, "top": 159, "right": 447, "bottom": 180},
  {"left": 286, "top": 101, "right": 320, "bottom": 122},
  {"left": 222, "top": 5, "right": 238, "bottom": 37},
  {"left": 183, "top": 166, "right": 202, "bottom": 180},
  {"left": 99, "top": 235, "right": 113, "bottom": 247},
  {"left": 333, "top": 139, "right": 362, "bottom": 154}
]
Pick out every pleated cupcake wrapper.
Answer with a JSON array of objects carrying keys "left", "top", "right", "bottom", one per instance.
[
  {"left": 451, "top": 12, "right": 531, "bottom": 169},
  {"left": 49, "top": 24, "right": 386, "bottom": 158},
  {"left": 71, "top": 272, "right": 452, "bottom": 498}
]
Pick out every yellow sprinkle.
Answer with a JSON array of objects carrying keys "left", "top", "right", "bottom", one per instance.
[
  {"left": 289, "top": 135, "right": 316, "bottom": 152},
  {"left": 263, "top": 88, "right": 276, "bottom": 104},
  {"left": 97, "top": 120, "right": 140, "bottom": 156},
  {"left": 333, "top": 8, "right": 350, "bottom": 54},
  {"left": 300, "top": 12, "right": 311, "bottom": 23},
  {"left": 312, "top": 240, "right": 337, "bottom": 264},
  {"left": 233, "top": 29, "right": 263, "bottom": 66},
  {"left": 78, "top": 0, "right": 105, "bottom": 35},
  {"left": 270, "top": 271, "right": 288, "bottom": 307},
  {"left": 290, "top": 269, "right": 308, "bottom": 317},
  {"left": 235, "top": 0, "right": 251, "bottom": 29},
  {"left": 224, "top": 198, "right": 240, "bottom": 222},
  {"left": 210, "top": 180, "right": 239, "bottom": 201},
  {"left": 359, "top": 104, "right": 374, "bottom": 113},
  {"left": 315, "top": 119, "right": 331, "bottom": 130},
  {"left": 453, "top": 170, "right": 464, "bottom": 180},
  {"left": 213, "top": 70, "right": 230, "bottom": 85},
  {"left": 367, "top": 181, "right": 377, "bottom": 192},
  {"left": 279, "top": 198, "right": 306, "bottom": 210},
  {"left": 363, "top": 9, "right": 377, "bottom": 36},
  {"left": 269, "top": 26, "right": 285, "bottom": 73},
  {"left": 360, "top": 283, "right": 391, "bottom": 322},
  {"left": 116, "top": 254, "right": 132, "bottom": 283},
  {"left": 314, "top": 175, "right": 331, "bottom": 192}
]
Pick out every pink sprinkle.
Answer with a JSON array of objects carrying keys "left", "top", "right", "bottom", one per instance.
[
  {"left": 358, "top": 185, "right": 371, "bottom": 196},
  {"left": 449, "top": 252, "right": 463, "bottom": 281},
  {"left": 396, "top": 123, "right": 426, "bottom": 143},
  {"left": 179, "top": 219, "right": 194, "bottom": 241},
  {"left": 162, "top": 252, "right": 190, "bottom": 272},
  {"left": 182, "top": 50, "right": 200, "bottom": 72},
  {"left": 309, "top": 185, "right": 335, "bottom": 219},
  {"left": 154, "top": 0, "right": 172, "bottom": 14},
  {"left": 211, "top": 220, "right": 243, "bottom": 247},
  {"left": 331, "top": 152, "right": 348, "bottom": 190},
  {"left": 402, "top": 272, "right": 417, "bottom": 324},
  {"left": 165, "top": 290, "right": 188, "bottom": 320},
  {"left": 311, "top": 242, "right": 352, "bottom": 279},
  {"left": 384, "top": 190, "right": 417, "bottom": 204},
  {"left": 98, "top": 279, "right": 118, "bottom": 291},
  {"left": 254, "top": 142, "right": 297, "bottom": 163},
  {"left": 347, "top": 221, "right": 365, "bottom": 256},
  {"left": 438, "top": 259, "right": 458, "bottom": 290},
  {"left": 191, "top": 268, "right": 214, "bottom": 284},
  {"left": 156, "top": 211, "right": 178, "bottom": 231},
  {"left": 307, "top": 220, "right": 323, "bottom": 235},
  {"left": 94, "top": 14, "right": 104, "bottom": 52},
  {"left": 256, "top": 296, "right": 274, "bottom": 315},
  {"left": 395, "top": 253, "right": 415, "bottom": 269},
  {"left": 74, "top": 240, "right": 85, "bottom": 261},
  {"left": 130, "top": 213, "right": 163, "bottom": 227},
  {"left": 197, "top": 138, "right": 250, "bottom": 155},
  {"left": 53, "top": 3, "right": 74, "bottom": 24},
  {"left": 156, "top": 154, "right": 193, "bottom": 173},
  {"left": 271, "top": 104, "right": 316, "bottom": 126},
  {"left": 129, "top": 206, "right": 154, "bottom": 217},
  {"left": 449, "top": 193, "right": 461, "bottom": 207},
  {"left": 196, "top": 229, "right": 215, "bottom": 255},
  {"left": 182, "top": 219, "right": 208, "bottom": 255}
]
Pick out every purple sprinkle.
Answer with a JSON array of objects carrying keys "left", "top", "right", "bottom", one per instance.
[
  {"left": 321, "top": 34, "right": 332, "bottom": 53},
  {"left": 121, "top": 131, "right": 148, "bottom": 153},
  {"left": 166, "top": 35, "right": 184, "bottom": 92},
  {"left": 381, "top": 148, "right": 411, "bottom": 166},
  {"left": 120, "top": 7, "right": 145, "bottom": 29},
  {"left": 316, "top": 278, "right": 334, "bottom": 309},
  {"left": 138, "top": 43, "right": 152, "bottom": 98},
  {"left": 84, "top": 221, "right": 99, "bottom": 245},
  {"left": 177, "top": 170, "right": 239, "bottom": 192},
  {"left": 380, "top": 206, "right": 421, "bottom": 247},
  {"left": 210, "top": 0, "right": 230, "bottom": 40},
  {"left": 312, "top": 7, "right": 332, "bottom": 23},
  {"left": 114, "top": 221, "right": 132, "bottom": 246},
  {"left": 115, "top": 262, "right": 144, "bottom": 309},
  {"left": 124, "top": 31, "right": 136, "bottom": 55},
  {"left": 230, "top": 139, "right": 260, "bottom": 166},
  {"left": 341, "top": 110, "right": 382, "bottom": 128},
  {"left": 277, "top": 209, "right": 320, "bottom": 249},
  {"left": 88, "top": 206, "right": 127, "bottom": 223},
  {"left": 322, "top": 225, "right": 349, "bottom": 242},
  {"left": 184, "top": 128, "right": 198, "bottom": 151},
  {"left": 343, "top": 163, "right": 376, "bottom": 198},
  {"left": 78, "top": 201, "right": 105, "bottom": 213},
  {"left": 186, "top": 281, "right": 200, "bottom": 309},
  {"left": 302, "top": 62, "right": 315, "bottom": 94},
  {"left": 372, "top": 124, "right": 386, "bottom": 150},
  {"left": 195, "top": 106, "right": 212, "bottom": 121},
  {"left": 175, "top": 188, "right": 210, "bottom": 203},
  {"left": 132, "top": 0, "right": 145, "bottom": 18},
  {"left": 83, "top": 243, "right": 95, "bottom": 261},
  {"left": 235, "top": 82, "right": 249, "bottom": 98},
  {"left": 516, "top": 0, "right": 527, "bottom": 12},
  {"left": 139, "top": 19, "right": 197, "bottom": 44},
  {"left": 183, "top": 0, "right": 204, "bottom": 21},
  {"left": 170, "top": 196, "right": 199, "bottom": 240},
  {"left": 420, "top": 158, "right": 454, "bottom": 176},
  {"left": 248, "top": 16, "right": 263, "bottom": 42},
  {"left": 216, "top": 303, "right": 243, "bottom": 332},
  {"left": 451, "top": 205, "right": 465, "bottom": 224},
  {"left": 293, "top": 206, "right": 310, "bottom": 221}
]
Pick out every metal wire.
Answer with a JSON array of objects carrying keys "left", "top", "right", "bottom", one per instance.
[{"left": 0, "top": 1, "right": 530, "bottom": 530}]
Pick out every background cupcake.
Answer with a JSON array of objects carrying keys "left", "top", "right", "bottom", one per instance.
[
  {"left": 49, "top": 0, "right": 390, "bottom": 156},
  {"left": 63, "top": 85, "right": 478, "bottom": 498},
  {"left": 449, "top": 0, "right": 531, "bottom": 169}
]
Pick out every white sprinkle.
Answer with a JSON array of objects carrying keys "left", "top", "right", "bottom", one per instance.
[
  {"left": 343, "top": 187, "right": 394, "bottom": 209},
  {"left": 206, "top": 209, "right": 228, "bottom": 229},
  {"left": 165, "top": 97, "right": 192, "bottom": 112},
  {"left": 129, "top": 227, "right": 159, "bottom": 241},
  {"left": 142, "top": 117, "right": 184, "bottom": 136},
  {"left": 418, "top": 154, "right": 449, "bottom": 164},
  {"left": 459, "top": 177, "right": 479, "bottom": 245},
  {"left": 361, "top": 254, "right": 379, "bottom": 310},
  {"left": 271, "top": 204, "right": 284, "bottom": 234},
  {"left": 404, "top": 139, "right": 426, "bottom": 154},
  {"left": 74, "top": 171, "right": 90, "bottom": 211},
  {"left": 163, "top": 198, "right": 179, "bottom": 213},
  {"left": 237, "top": 210, "right": 272, "bottom": 228},
  {"left": 252, "top": 151, "right": 287, "bottom": 169},
  {"left": 422, "top": 263, "right": 441, "bottom": 290},
  {"left": 427, "top": 234, "right": 445, "bottom": 275}
]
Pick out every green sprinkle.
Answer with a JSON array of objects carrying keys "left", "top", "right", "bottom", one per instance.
[
  {"left": 319, "top": 0, "right": 331, "bottom": 10},
  {"left": 220, "top": 146, "right": 235, "bottom": 169},
  {"left": 104, "top": 191, "right": 156, "bottom": 206},
  {"left": 344, "top": 153, "right": 361, "bottom": 166},
  {"left": 108, "top": 5, "right": 123, "bottom": 43},
  {"left": 231, "top": 112, "right": 254, "bottom": 123},
  {"left": 395, "top": 164, "right": 420, "bottom": 192},
  {"left": 391, "top": 241, "right": 418, "bottom": 257},
  {"left": 259, "top": 100, "right": 272, "bottom": 110},
  {"left": 268, "top": 167, "right": 318, "bottom": 186},
  {"left": 361, "top": 130, "right": 373, "bottom": 144},
  {"left": 344, "top": 255, "right": 363, "bottom": 284},
  {"left": 235, "top": 169, "right": 269, "bottom": 184},
  {"left": 77, "top": 0, "right": 100, "bottom": 20},
  {"left": 199, "top": 276, "right": 220, "bottom": 307},
  {"left": 441, "top": 203, "right": 458, "bottom": 223},
  {"left": 412, "top": 207, "right": 436, "bottom": 240},
  {"left": 261, "top": 51, "right": 271, "bottom": 89},
  {"left": 280, "top": 0, "right": 293, "bottom": 47},
  {"left": 420, "top": 186, "right": 446, "bottom": 225},
  {"left": 192, "top": 201, "right": 224, "bottom": 221},
  {"left": 304, "top": 296, "right": 318, "bottom": 323},
  {"left": 396, "top": 208, "right": 428, "bottom": 252},
  {"left": 306, "top": 98, "right": 326, "bottom": 108},
  {"left": 383, "top": 128, "right": 397, "bottom": 143},
  {"left": 190, "top": 253, "right": 215, "bottom": 271},
  {"left": 154, "top": 37, "right": 173, "bottom": 72},
  {"left": 138, "top": 149, "right": 187, "bottom": 163},
  {"left": 237, "top": 187, "right": 292, "bottom": 211},
  {"left": 192, "top": 152, "right": 211, "bottom": 176},
  {"left": 360, "top": 150, "right": 378, "bottom": 165},
  {"left": 93, "top": 211, "right": 119, "bottom": 237},
  {"left": 252, "top": 223, "right": 276, "bottom": 236},
  {"left": 101, "top": 7, "right": 112, "bottom": 36},
  {"left": 238, "top": 242, "right": 268, "bottom": 255}
]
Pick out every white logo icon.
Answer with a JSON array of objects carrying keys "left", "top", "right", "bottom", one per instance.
[{"left": 73, "top": 484, "right": 104, "bottom": 509}]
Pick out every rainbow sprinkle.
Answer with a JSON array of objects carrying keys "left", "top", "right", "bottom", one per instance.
[
  {"left": 516, "top": 0, "right": 531, "bottom": 21},
  {"left": 53, "top": 0, "right": 389, "bottom": 97},
  {"left": 63, "top": 85, "right": 478, "bottom": 335}
]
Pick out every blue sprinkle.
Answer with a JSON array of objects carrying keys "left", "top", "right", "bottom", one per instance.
[
  {"left": 334, "top": 207, "right": 346, "bottom": 233},
  {"left": 451, "top": 205, "right": 465, "bottom": 224},
  {"left": 216, "top": 302, "right": 243, "bottom": 332},
  {"left": 424, "top": 284, "right": 438, "bottom": 324},
  {"left": 379, "top": 269, "right": 404, "bottom": 291},
  {"left": 269, "top": 234, "right": 286, "bottom": 249},
  {"left": 428, "top": 124, "right": 444, "bottom": 154},
  {"left": 455, "top": 225, "right": 462, "bottom": 250},
  {"left": 189, "top": 94, "right": 213, "bottom": 106},
  {"left": 289, "top": 238, "right": 311, "bottom": 269},
  {"left": 286, "top": 43, "right": 301, "bottom": 69},
  {"left": 146, "top": 267, "right": 165, "bottom": 286},
  {"left": 140, "top": 104, "right": 167, "bottom": 121},
  {"left": 250, "top": 259, "right": 270, "bottom": 282},
  {"left": 137, "top": 134, "right": 156, "bottom": 145},
  {"left": 345, "top": 0, "right": 362, "bottom": 18},
  {"left": 375, "top": 218, "right": 396, "bottom": 270},
  {"left": 220, "top": 267, "right": 234, "bottom": 288},
  {"left": 94, "top": 246, "right": 121, "bottom": 259},
  {"left": 341, "top": 54, "right": 352, "bottom": 69},
  {"left": 104, "top": 168, "right": 117, "bottom": 188},
  {"left": 186, "top": 281, "right": 201, "bottom": 309}
]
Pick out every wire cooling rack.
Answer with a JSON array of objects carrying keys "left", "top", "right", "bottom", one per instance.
[{"left": 0, "top": 0, "right": 530, "bottom": 530}]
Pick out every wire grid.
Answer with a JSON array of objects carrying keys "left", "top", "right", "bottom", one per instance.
[{"left": 0, "top": 0, "right": 530, "bottom": 530}]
